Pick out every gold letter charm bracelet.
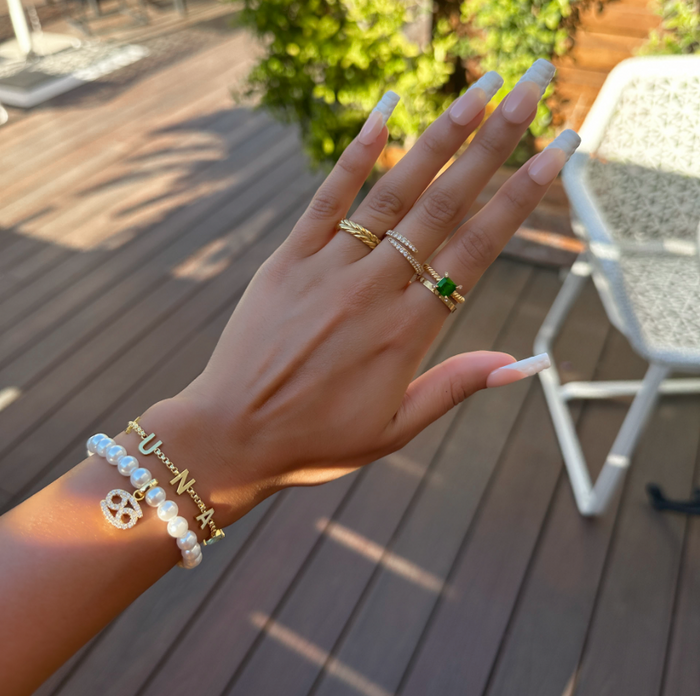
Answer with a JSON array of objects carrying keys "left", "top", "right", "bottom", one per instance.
[{"left": 126, "top": 418, "right": 225, "bottom": 546}]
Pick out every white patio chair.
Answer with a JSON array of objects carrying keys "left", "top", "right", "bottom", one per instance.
[{"left": 535, "top": 56, "right": 700, "bottom": 516}]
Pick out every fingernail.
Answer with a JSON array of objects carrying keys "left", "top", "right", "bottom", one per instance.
[
  {"left": 487, "top": 353, "right": 551, "bottom": 388},
  {"left": 373, "top": 90, "right": 401, "bottom": 125},
  {"left": 449, "top": 71, "right": 503, "bottom": 126},
  {"left": 358, "top": 91, "right": 401, "bottom": 145},
  {"left": 527, "top": 129, "right": 581, "bottom": 185},
  {"left": 358, "top": 110, "right": 383, "bottom": 145},
  {"left": 502, "top": 59, "right": 555, "bottom": 124}
]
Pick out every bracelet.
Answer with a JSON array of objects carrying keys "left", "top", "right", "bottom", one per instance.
[
  {"left": 125, "top": 418, "right": 225, "bottom": 546},
  {"left": 88, "top": 433, "right": 203, "bottom": 569}
]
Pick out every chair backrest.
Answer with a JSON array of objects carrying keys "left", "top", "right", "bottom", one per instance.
[{"left": 562, "top": 56, "right": 700, "bottom": 368}]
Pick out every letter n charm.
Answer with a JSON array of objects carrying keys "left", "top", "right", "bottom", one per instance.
[
  {"left": 139, "top": 433, "right": 163, "bottom": 455},
  {"left": 170, "top": 469, "right": 196, "bottom": 496}
]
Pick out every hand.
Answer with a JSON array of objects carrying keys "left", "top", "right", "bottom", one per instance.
[{"left": 144, "top": 60, "right": 579, "bottom": 526}]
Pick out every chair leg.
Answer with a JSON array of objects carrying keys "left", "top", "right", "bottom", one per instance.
[{"left": 534, "top": 259, "right": 669, "bottom": 516}]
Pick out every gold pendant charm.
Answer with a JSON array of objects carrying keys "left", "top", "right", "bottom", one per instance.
[{"left": 100, "top": 489, "right": 143, "bottom": 529}]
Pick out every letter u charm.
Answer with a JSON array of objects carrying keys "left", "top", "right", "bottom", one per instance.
[{"left": 139, "top": 432, "right": 163, "bottom": 455}]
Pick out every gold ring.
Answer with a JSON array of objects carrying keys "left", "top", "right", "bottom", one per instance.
[
  {"left": 416, "top": 276, "right": 457, "bottom": 312},
  {"left": 387, "top": 238, "right": 423, "bottom": 275},
  {"left": 338, "top": 219, "right": 380, "bottom": 249},
  {"left": 422, "top": 264, "right": 466, "bottom": 303},
  {"left": 386, "top": 229, "right": 417, "bottom": 253}
]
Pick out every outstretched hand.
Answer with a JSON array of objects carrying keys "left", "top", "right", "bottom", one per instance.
[{"left": 150, "top": 60, "right": 578, "bottom": 523}]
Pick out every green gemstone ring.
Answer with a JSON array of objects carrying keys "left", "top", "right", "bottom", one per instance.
[{"left": 422, "top": 265, "right": 465, "bottom": 303}]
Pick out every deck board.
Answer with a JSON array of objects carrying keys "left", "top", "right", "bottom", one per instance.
[
  {"left": 0, "top": 12, "right": 698, "bottom": 696},
  {"left": 483, "top": 326, "right": 644, "bottom": 696}
]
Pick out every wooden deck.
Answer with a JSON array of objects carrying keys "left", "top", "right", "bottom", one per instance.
[{"left": 2, "top": 11, "right": 700, "bottom": 696}]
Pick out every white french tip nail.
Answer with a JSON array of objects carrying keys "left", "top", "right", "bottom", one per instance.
[
  {"left": 469, "top": 71, "right": 504, "bottom": 101},
  {"left": 497, "top": 353, "right": 551, "bottom": 377},
  {"left": 516, "top": 59, "right": 556, "bottom": 96},
  {"left": 372, "top": 91, "right": 401, "bottom": 125},
  {"left": 544, "top": 129, "right": 581, "bottom": 162}
]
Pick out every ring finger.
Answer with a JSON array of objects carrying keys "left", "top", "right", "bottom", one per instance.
[{"left": 407, "top": 129, "right": 582, "bottom": 318}]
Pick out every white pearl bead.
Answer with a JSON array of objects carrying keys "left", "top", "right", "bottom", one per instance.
[
  {"left": 117, "top": 455, "right": 139, "bottom": 477},
  {"left": 167, "top": 516, "right": 189, "bottom": 538},
  {"left": 130, "top": 468, "right": 152, "bottom": 488},
  {"left": 95, "top": 437, "right": 114, "bottom": 457},
  {"left": 182, "top": 552, "right": 203, "bottom": 569},
  {"left": 87, "top": 434, "right": 108, "bottom": 454},
  {"left": 177, "top": 530, "right": 198, "bottom": 550},
  {"left": 105, "top": 444, "right": 127, "bottom": 465},
  {"left": 181, "top": 544, "right": 201, "bottom": 562},
  {"left": 157, "top": 500, "right": 178, "bottom": 521},
  {"left": 145, "top": 486, "right": 166, "bottom": 507}
]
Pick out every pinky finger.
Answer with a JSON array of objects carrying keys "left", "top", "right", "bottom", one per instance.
[{"left": 286, "top": 92, "right": 401, "bottom": 257}]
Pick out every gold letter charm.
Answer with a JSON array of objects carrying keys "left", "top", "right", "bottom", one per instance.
[
  {"left": 195, "top": 507, "right": 215, "bottom": 529},
  {"left": 100, "top": 489, "right": 143, "bottom": 529},
  {"left": 139, "top": 432, "right": 163, "bottom": 456},
  {"left": 170, "top": 469, "right": 196, "bottom": 496}
]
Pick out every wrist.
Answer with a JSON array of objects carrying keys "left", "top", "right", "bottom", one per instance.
[{"left": 119, "top": 395, "right": 267, "bottom": 533}]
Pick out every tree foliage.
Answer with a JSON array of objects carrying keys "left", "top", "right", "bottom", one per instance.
[
  {"left": 236, "top": 0, "right": 456, "bottom": 167},
  {"left": 236, "top": 0, "right": 602, "bottom": 167}
]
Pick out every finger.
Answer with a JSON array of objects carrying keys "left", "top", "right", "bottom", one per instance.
[
  {"left": 286, "top": 92, "right": 399, "bottom": 257},
  {"left": 331, "top": 72, "right": 504, "bottom": 261},
  {"left": 385, "top": 351, "right": 515, "bottom": 447},
  {"left": 421, "top": 129, "right": 581, "bottom": 299},
  {"left": 365, "top": 59, "right": 556, "bottom": 284}
]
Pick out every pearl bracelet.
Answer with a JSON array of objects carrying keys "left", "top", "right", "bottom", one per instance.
[{"left": 87, "top": 433, "right": 203, "bottom": 569}]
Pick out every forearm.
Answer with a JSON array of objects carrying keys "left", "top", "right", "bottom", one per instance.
[{"left": 0, "top": 397, "right": 258, "bottom": 696}]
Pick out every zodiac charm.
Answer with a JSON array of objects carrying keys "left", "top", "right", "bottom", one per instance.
[{"left": 100, "top": 489, "right": 143, "bottom": 530}]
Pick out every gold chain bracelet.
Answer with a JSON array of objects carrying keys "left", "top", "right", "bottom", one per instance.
[{"left": 126, "top": 418, "right": 225, "bottom": 546}]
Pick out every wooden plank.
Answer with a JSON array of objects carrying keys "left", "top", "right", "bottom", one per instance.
[
  {"left": 399, "top": 279, "right": 611, "bottom": 696},
  {"left": 0, "top": 140, "right": 302, "bottom": 455},
  {"left": 213, "top": 259, "right": 533, "bottom": 696},
  {"left": 0, "top": 58, "right": 255, "bottom": 234},
  {"left": 0, "top": 31, "right": 257, "bottom": 189},
  {"left": 0, "top": 106, "right": 258, "bottom": 311},
  {"left": 1, "top": 170, "right": 321, "bottom": 503},
  {"left": 484, "top": 328, "right": 646, "bottom": 696},
  {"left": 573, "top": 399, "right": 700, "bottom": 695},
  {"left": 661, "top": 455, "right": 700, "bottom": 696},
  {"left": 307, "top": 268, "right": 564, "bottom": 696},
  {"left": 580, "top": 3, "right": 661, "bottom": 38},
  {"left": 0, "top": 124, "right": 295, "bottom": 376}
]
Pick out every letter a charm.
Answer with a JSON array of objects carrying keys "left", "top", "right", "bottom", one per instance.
[{"left": 100, "top": 489, "right": 143, "bottom": 529}]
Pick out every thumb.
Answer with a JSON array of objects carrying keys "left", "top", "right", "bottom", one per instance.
[{"left": 387, "top": 351, "right": 516, "bottom": 446}]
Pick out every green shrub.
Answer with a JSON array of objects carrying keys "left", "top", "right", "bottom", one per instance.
[
  {"left": 453, "top": 0, "right": 600, "bottom": 145},
  {"left": 639, "top": 0, "right": 700, "bottom": 55},
  {"left": 236, "top": 0, "right": 601, "bottom": 168},
  {"left": 235, "top": 0, "right": 456, "bottom": 167}
]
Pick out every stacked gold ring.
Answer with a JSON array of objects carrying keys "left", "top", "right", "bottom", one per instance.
[
  {"left": 338, "top": 219, "right": 380, "bottom": 249},
  {"left": 416, "top": 277, "right": 457, "bottom": 313},
  {"left": 422, "top": 264, "right": 466, "bottom": 303}
]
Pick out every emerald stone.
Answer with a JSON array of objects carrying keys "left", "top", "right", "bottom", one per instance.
[{"left": 436, "top": 276, "right": 457, "bottom": 296}]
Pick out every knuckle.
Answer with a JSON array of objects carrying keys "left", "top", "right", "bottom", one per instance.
[
  {"left": 473, "top": 128, "right": 508, "bottom": 161},
  {"left": 418, "top": 189, "right": 460, "bottom": 229},
  {"left": 453, "top": 224, "right": 495, "bottom": 272},
  {"left": 366, "top": 185, "right": 405, "bottom": 220},
  {"left": 336, "top": 148, "right": 363, "bottom": 178},
  {"left": 419, "top": 129, "right": 445, "bottom": 158},
  {"left": 501, "top": 183, "right": 532, "bottom": 215},
  {"left": 448, "top": 372, "right": 468, "bottom": 408},
  {"left": 306, "top": 189, "right": 345, "bottom": 222}
]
